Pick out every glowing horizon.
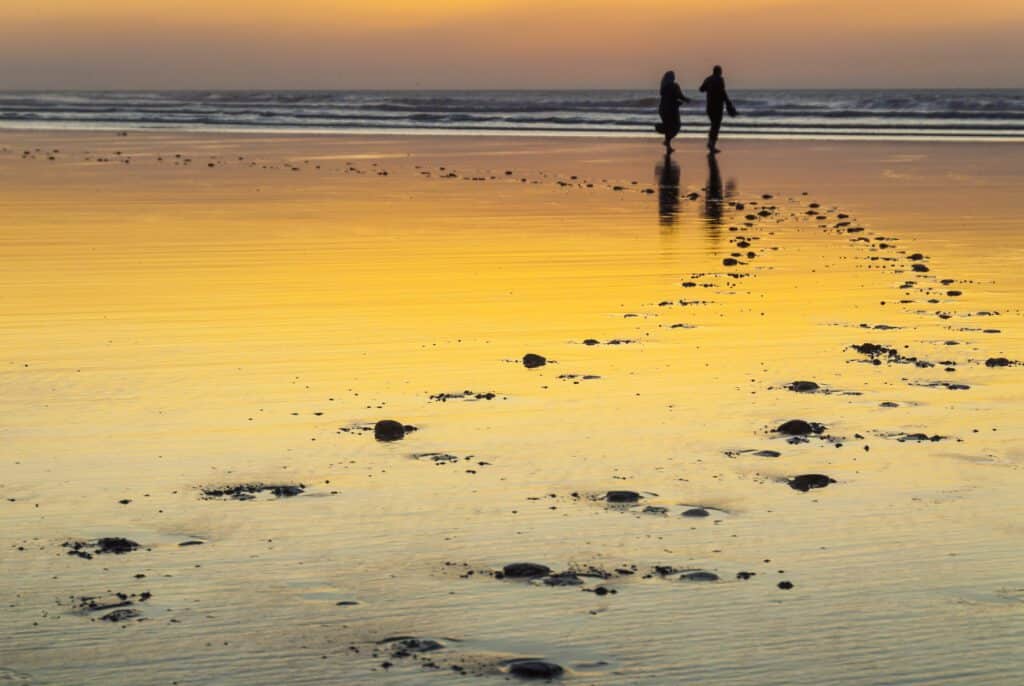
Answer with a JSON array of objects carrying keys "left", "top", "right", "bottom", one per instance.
[{"left": 1, "top": 0, "right": 1022, "bottom": 90}]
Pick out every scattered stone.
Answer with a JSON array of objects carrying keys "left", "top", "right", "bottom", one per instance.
[
  {"left": 850, "top": 343, "right": 932, "bottom": 366},
  {"left": 775, "top": 420, "right": 825, "bottom": 436},
  {"left": 502, "top": 563, "right": 552, "bottom": 579},
  {"left": 788, "top": 381, "right": 820, "bottom": 393},
  {"left": 681, "top": 508, "right": 710, "bottom": 518},
  {"left": 893, "top": 433, "right": 944, "bottom": 443},
  {"left": 374, "top": 420, "right": 408, "bottom": 442},
  {"left": 411, "top": 452, "right": 462, "bottom": 464},
  {"left": 985, "top": 357, "right": 1013, "bottom": 367},
  {"left": 201, "top": 483, "right": 306, "bottom": 500},
  {"left": 788, "top": 474, "right": 836, "bottom": 492},
  {"left": 507, "top": 660, "right": 564, "bottom": 679},
  {"left": 63, "top": 538, "right": 140, "bottom": 559},
  {"left": 680, "top": 571, "right": 719, "bottom": 582},
  {"left": 778, "top": 581, "right": 794, "bottom": 590},
  {"left": 429, "top": 390, "right": 499, "bottom": 402},
  {"left": 605, "top": 490, "right": 641, "bottom": 503},
  {"left": 523, "top": 354, "right": 547, "bottom": 369}
]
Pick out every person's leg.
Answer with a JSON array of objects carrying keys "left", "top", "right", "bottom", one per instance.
[
  {"left": 665, "top": 120, "right": 679, "bottom": 152},
  {"left": 708, "top": 113, "right": 723, "bottom": 152}
]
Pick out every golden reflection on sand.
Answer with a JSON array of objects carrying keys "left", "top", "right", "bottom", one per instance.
[{"left": 0, "top": 133, "right": 1022, "bottom": 685}]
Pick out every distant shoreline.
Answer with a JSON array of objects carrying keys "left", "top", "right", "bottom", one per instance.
[{"left": 1, "top": 122, "right": 1022, "bottom": 144}]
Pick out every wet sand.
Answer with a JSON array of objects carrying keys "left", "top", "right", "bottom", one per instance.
[{"left": 1, "top": 132, "right": 1023, "bottom": 685}]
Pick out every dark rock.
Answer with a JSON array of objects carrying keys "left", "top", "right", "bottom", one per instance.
[
  {"left": 723, "top": 258, "right": 739, "bottom": 266},
  {"left": 374, "top": 420, "right": 407, "bottom": 442},
  {"left": 776, "top": 420, "right": 825, "bottom": 436},
  {"left": 778, "top": 581, "right": 794, "bottom": 590},
  {"left": 64, "top": 537, "right": 140, "bottom": 557},
  {"left": 201, "top": 483, "right": 305, "bottom": 500},
  {"left": 911, "top": 264, "right": 930, "bottom": 273},
  {"left": 523, "top": 354, "right": 547, "bottom": 369},
  {"left": 605, "top": 490, "right": 641, "bottom": 503},
  {"left": 508, "top": 660, "right": 564, "bottom": 679},
  {"left": 502, "top": 563, "right": 552, "bottom": 579},
  {"left": 788, "top": 474, "right": 836, "bottom": 492},
  {"left": 642, "top": 505, "right": 669, "bottom": 515},
  {"left": 985, "top": 357, "right": 1011, "bottom": 367},
  {"left": 96, "top": 537, "right": 139, "bottom": 554},
  {"left": 681, "top": 508, "right": 710, "bottom": 518},
  {"left": 852, "top": 342, "right": 894, "bottom": 358},
  {"left": 582, "top": 339, "right": 600, "bottom": 346},
  {"left": 788, "top": 381, "right": 820, "bottom": 393},
  {"left": 680, "top": 571, "right": 719, "bottom": 581},
  {"left": 754, "top": 450, "right": 782, "bottom": 458}
]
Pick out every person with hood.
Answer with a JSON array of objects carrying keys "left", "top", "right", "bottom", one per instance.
[{"left": 656, "top": 70, "right": 690, "bottom": 152}]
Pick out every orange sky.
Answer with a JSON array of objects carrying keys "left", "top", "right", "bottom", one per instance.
[{"left": 1, "top": 0, "right": 1022, "bottom": 89}]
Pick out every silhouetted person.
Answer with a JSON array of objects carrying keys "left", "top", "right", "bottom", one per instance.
[
  {"left": 655, "top": 152, "right": 681, "bottom": 226},
  {"left": 656, "top": 71, "right": 690, "bottom": 153},
  {"left": 699, "top": 65, "right": 736, "bottom": 154}
]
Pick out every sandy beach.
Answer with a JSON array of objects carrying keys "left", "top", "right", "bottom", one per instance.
[{"left": 1, "top": 131, "right": 1023, "bottom": 685}]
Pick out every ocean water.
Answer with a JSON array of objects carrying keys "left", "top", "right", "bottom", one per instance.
[{"left": 0, "top": 89, "right": 1023, "bottom": 141}]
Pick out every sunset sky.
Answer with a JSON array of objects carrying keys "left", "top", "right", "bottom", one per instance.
[{"left": 2, "top": 0, "right": 1022, "bottom": 89}]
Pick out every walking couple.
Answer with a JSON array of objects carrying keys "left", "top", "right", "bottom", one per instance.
[{"left": 657, "top": 66, "right": 737, "bottom": 154}]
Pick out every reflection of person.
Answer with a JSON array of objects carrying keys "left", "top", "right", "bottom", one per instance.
[
  {"left": 655, "top": 152, "right": 681, "bottom": 226},
  {"left": 699, "top": 65, "right": 736, "bottom": 154},
  {"left": 703, "top": 153, "right": 723, "bottom": 223},
  {"left": 656, "top": 71, "right": 690, "bottom": 153}
]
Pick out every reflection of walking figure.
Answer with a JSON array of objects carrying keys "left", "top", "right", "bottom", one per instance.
[
  {"left": 704, "top": 153, "right": 723, "bottom": 222},
  {"left": 700, "top": 65, "right": 736, "bottom": 154},
  {"left": 656, "top": 151, "right": 681, "bottom": 226},
  {"left": 656, "top": 71, "right": 690, "bottom": 153}
]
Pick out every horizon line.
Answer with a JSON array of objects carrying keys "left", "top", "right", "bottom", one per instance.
[{"left": 1, "top": 86, "right": 1022, "bottom": 93}]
